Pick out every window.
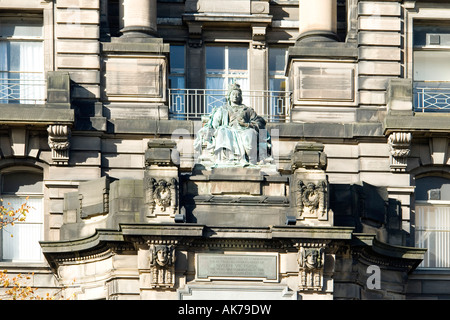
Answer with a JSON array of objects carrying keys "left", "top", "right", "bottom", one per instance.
[
  {"left": 413, "top": 22, "right": 450, "bottom": 112},
  {"left": 0, "top": 15, "right": 45, "bottom": 104},
  {"left": 205, "top": 45, "right": 249, "bottom": 112},
  {"left": 0, "top": 169, "right": 44, "bottom": 262},
  {"left": 269, "top": 47, "right": 288, "bottom": 121},
  {"left": 415, "top": 176, "right": 450, "bottom": 268},
  {"left": 169, "top": 44, "right": 186, "bottom": 119},
  {"left": 169, "top": 45, "right": 186, "bottom": 90}
]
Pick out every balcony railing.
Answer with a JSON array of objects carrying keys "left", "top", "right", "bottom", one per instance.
[
  {"left": 414, "top": 82, "right": 450, "bottom": 113},
  {"left": 0, "top": 75, "right": 46, "bottom": 104},
  {"left": 168, "top": 88, "right": 291, "bottom": 122}
]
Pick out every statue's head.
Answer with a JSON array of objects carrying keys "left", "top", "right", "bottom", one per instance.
[
  {"left": 155, "top": 245, "right": 170, "bottom": 266},
  {"left": 227, "top": 83, "right": 243, "bottom": 105}
]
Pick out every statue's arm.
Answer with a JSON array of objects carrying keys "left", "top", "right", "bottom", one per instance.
[
  {"left": 246, "top": 107, "right": 266, "bottom": 130},
  {"left": 210, "top": 107, "right": 222, "bottom": 129}
]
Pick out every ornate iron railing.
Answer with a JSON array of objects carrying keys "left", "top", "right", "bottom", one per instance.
[
  {"left": 0, "top": 75, "right": 46, "bottom": 104},
  {"left": 414, "top": 82, "right": 450, "bottom": 112},
  {"left": 168, "top": 88, "right": 291, "bottom": 122}
]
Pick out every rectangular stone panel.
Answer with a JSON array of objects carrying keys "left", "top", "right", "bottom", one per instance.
[
  {"left": 196, "top": 253, "right": 278, "bottom": 282},
  {"left": 359, "top": 17, "right": 401, "bottom": 32},
  {"left": 104, "top": 57, "right": 165, "bottom": 99},
  {"left": 294, "top": 62, "right": 356, "bottom": 103},
  {"left": 185, "top": 0, "right": 251, "bottom": 14},
  {"left": 358, "top": 2, "right": 401, "bottom": 16}
]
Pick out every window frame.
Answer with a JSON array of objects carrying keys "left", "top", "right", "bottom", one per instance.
[
  {"left": 0, "top": 167, "right": 44, "bottom": 263},
  {"left": 414, "top": 175, "right": 450, "bottom": 269},
  {"left": 205, "top": 44, "right": 250, "bottom": 92},
  {"left": 0, "top": 12, "right": 45, "bottom": 105}
]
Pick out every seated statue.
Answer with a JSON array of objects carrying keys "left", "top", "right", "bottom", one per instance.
[{"left": 194, "top": 83, "right": 272, "bottom": 166}]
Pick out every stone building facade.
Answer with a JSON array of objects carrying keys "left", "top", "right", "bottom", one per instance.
[{"left": 0, "top": 0, "right": 449, "bottom": 300}]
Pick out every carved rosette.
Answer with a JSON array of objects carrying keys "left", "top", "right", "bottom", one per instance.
[
  {"left": 144, "top": 175, "right": 178, "bottom": 217},
  {"left": 148, "top": 242, "right": 176, "bottom": 289},
  {"left": 388, "top": 132, "right": 412, "bottom": 172},
  {"left": 47, "top": 125, "right": 71, "bottom": 165},
  {"left": 296, "top": 179, "right": 328, "bottom": 220},
  {"left": 298, "top": 246, "right": 325, "bottom": 291}
]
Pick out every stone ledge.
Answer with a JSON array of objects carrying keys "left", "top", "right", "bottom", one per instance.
[
  {"left": 384, "top": 113, "right": 450, "bottom": 135},
  {"left": 288, "top": 42, "right": 358, "bottom": 61},
  {"left": 0, "top": 104, "right": 74, "bottom": 125},
  {"left": 101, "top": 39, "right": 169, "bottom": 54},
  {"left": 352, "top": 233, "right": 426, "bottom": 268}
]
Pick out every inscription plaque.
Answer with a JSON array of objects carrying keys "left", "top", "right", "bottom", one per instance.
[
  {"left": 196, "top": 254, "right": 278, "bottom": 282},
  {"left": 298, "top": 66, "right": 354, "bottom": 101}
]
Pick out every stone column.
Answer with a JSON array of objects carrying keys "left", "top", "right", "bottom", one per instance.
[
  {"left": 297, "top": 0, "right": 338, "bottom": 43},
  {"left": 120, "top": 0, "right": 157, "bottom": 38}
]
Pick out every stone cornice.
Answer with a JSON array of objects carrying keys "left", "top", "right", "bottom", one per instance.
[{"left": 352, "top": 233, "right": 426, "bottom": 272}]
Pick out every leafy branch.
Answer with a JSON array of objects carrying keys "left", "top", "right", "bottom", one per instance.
[{"left": 0, "top": 197, "right": 75, "bottom": 300}]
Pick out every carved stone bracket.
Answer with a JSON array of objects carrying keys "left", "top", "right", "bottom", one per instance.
[
  {"left": 252, "top": 25, "right": 267, "bottom": 49},
  {"left": 388, "top": 132, "right": 411, "bottom": 172},
  {"left": 297, "top": 244, "right": 326, "bottom": 292},
  {"left": 188, "top": 22, "right": 203, "bottom": 48},
  {"left": 47, "top": 124, "right": 71, "bottom": 165},
  {"left": 148, "top": 241, "right": 176, "bottom": 289}
]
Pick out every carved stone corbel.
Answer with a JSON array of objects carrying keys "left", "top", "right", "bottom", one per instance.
[
  {"left": 47, "top": 124, "right": 71, "bottom": 165},
  {"left": 252, "top": 25, "right": 267, "bottom": 49},
  {"left": 388, "top": 132, "right": 411, "bottom": 172},
  {"left": 298, "top": 245, "right": 325, "bottom": 291},
  {"left": 148, "top": 242, "right": 176, "bottom": 289},
  {"left": 188, "top": 22, "right": 203, "bottom": 48}
]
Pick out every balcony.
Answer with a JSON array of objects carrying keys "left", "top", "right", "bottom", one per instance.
[
  {"left": 168, "top": 88, "right": 291, "bottom": 122},
  {"left": 0, "top": 71, "right": 73, "bottom": 126},
  {"left": 414, "top": 82, "right": 450, "bottom": 113},
  {"left": 0, "top": 73, "right": 46, "bottom": 104}
]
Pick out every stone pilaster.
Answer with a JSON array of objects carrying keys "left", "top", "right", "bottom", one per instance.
[
  {"left": 290, "top": 142, "right": 333, "bottom": 226},
  {"left": 144, "top": 139, "right": 181, "bottom": 222}
]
